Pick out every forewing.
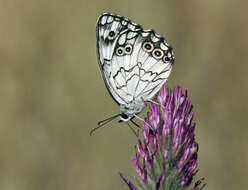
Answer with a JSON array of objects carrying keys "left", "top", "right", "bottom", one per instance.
[{"left": 96, "top": 13, "right": 142, "bottom": 104}]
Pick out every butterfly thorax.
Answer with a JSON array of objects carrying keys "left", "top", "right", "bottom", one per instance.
[{"left": 119, "top": 99, "right": 145, "bottom": 121}]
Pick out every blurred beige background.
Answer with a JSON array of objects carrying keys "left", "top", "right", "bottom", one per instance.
[{"left": 0, "top": 0, "right": 247, "bottom": 189}]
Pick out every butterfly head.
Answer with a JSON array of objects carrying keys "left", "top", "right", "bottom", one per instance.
[{"left": 119, "top": 113, "right": 131, "bottom": 122}]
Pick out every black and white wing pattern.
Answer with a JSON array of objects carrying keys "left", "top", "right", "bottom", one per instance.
[{"left": 96, "top": 13, "right": 174, "bottom": 108}]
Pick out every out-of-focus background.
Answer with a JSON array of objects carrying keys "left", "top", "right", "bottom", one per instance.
[{"left": 0, "top": 0, "right": 247, "bottom": 189}]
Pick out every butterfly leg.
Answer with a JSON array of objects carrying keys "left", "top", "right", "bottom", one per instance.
[
  {"left": 126, "top": 122, "right": 138, "bottom": 137},
  {"left": 133, "top": 113, "right": 155, "bottom": 133},
  {"left": 130, "top": 117, "right": 155, "bottom": 136},
  {"left": 130, "top": 117, "right": 141, "bottom": 128},
  {"left": 147, "top": 99, "right": 165, "bottom": 109}
]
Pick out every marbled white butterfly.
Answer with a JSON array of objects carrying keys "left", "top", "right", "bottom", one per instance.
[{"left": 93, "top": 13, "right": 174, "bottom": 134}]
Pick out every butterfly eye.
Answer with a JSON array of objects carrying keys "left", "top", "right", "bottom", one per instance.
[
  {"left": 124, "top": 44, "right": 132, "bottom": 55},
  {"left": 142, "top": 42, "right": 154, "bottom": 52},
  {"left": 116, "top": 46, "right": 125, "bottom": 56},
  {"left": 152, "top": 48, "right": 164, "bottom": 60}
]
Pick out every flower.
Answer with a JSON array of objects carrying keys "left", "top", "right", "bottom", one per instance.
[{"left": 120, "top": 85, "right": 206, "bottom": 190}]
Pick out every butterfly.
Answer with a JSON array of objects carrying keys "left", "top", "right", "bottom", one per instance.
[{"left": 95, "top": 13, "right": 174, "bottom": 131}]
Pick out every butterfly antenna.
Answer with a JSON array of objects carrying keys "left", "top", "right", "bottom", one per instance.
[{"left": 90, "top": 114, "right": 120, "bottom": 136}]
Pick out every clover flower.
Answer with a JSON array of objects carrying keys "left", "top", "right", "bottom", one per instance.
[{"left": 120, "top": 86, "right": 206, "bottom": 190}]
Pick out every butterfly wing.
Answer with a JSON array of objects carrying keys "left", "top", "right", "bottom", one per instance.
[
  {"left": 96, "top": 13, "right": 142, "bottom": 105},
  {"left": 132, "top": 31, "right": 174, "bottom": 101},
  {"left": 96, "top": 13, "right": 174, "bottom": 106}
]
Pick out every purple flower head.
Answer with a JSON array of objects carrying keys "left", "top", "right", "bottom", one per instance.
[{"left": 121, "top": 85, "right": 206, "bottom": 190}]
